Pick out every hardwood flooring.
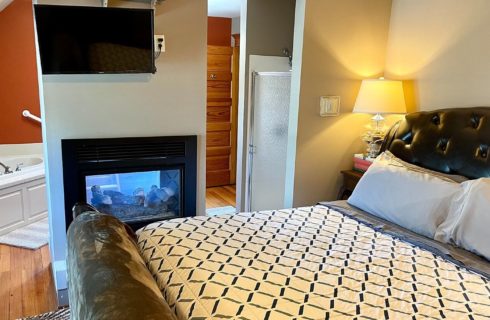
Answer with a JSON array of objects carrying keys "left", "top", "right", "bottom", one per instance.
[
  {"left": 0, "top": 244, "right": 57, "bottom": 320},
  {"left": 0, "top": 187, "right": 236, "bottom": 319},
  {"left": 206, "top": 185, "right": 236, "bottom": 209}
]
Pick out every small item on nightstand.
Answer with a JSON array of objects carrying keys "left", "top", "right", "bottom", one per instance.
[
  {"left": 363, "top": 134, "right": 385, "bottom": 158},
  {"left": 338, "top": 170, "right": 364, "bottom": 200},
  {"left": 353, "top": 154, "right": 375, "bottom": 172}
]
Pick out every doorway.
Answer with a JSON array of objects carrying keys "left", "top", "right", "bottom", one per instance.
[
  {"left": 207, "top": 0, "right": 298, "bottom": 214},
  {"left": 205, "top": 14, "right": 240, "bottom": 216}
]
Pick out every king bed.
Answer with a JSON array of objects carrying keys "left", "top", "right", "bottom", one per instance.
[{"left": 67, "top": 108, "right": 490, "bottom": 319}]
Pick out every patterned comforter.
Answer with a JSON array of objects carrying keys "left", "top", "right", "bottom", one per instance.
[{"left": 137, "top": 206, "right": 490, "bottom": 319}]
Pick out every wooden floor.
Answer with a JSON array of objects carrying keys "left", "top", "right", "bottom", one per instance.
[
  {"left": 0, "top": 187, "right": 236, "bottom": 319},
  {"left": 0, "top": 244, "right": 57, "bottom": 320},
  {"left": 206, "top": 185, "right": 236, "bottom": 209}
]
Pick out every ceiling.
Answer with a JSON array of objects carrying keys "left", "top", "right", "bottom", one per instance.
[{"left": 208, "top": 0, "right": 241, "bottom": 18}]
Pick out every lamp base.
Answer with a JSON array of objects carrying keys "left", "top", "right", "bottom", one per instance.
[
  {"left": 363, "top": 113, "right": 386, "bottom": 158},
  {"left": 367, "top": 139, "right": 383, "bottom": 158}
]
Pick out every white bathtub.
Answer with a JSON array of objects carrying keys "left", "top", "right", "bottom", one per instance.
[{"left": 0, "top": 155, "right": 47, "bottom": 236}]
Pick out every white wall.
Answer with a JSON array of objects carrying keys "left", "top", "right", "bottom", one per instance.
[
  {"left": 0, "top": 0, "right": 13, "bottom": 12},
  {"left": 0, "top": 143, "right": 43, "bottom": 156},
  {"left": 231, "top": 16, "right": 240, "bottom": 47},
  {"left": 232, "top": 16, "right": 240, "bottom": 34},
  {"left": 385, "top": 0, "right": 490, "bottom": 110},
  {"left": 285, "top": 0, "right": 305, "bottom": 208},
  {"left": 36, "top": 0, "right": 207, "bottom": 293}
]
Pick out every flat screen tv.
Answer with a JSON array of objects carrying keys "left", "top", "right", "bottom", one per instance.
[{"left": 34, "top": 5, "right": 155, "bottom": 74}]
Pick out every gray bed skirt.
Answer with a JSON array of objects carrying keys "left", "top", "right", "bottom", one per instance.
[{"left": 320, "top": 200, "right": 490, "bottom": 278}]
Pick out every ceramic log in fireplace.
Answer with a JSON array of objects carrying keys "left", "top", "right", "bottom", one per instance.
[{"left": 62, "top": 136, "right": 197, "bottom": 231}]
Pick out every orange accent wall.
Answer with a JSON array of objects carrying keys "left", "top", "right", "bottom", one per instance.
[
  {"left": 208, "top": 17, "right": 232, "bottom": 46},
  {"left": 0, "top": 0, "right": 42, "bottom": 144}
]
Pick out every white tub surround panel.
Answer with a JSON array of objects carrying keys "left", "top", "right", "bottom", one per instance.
[
  {"left": 0, "top": 178, "right": 47, "bottom": 236},
  {"left": 0, "top": 155, "right": 47, "bottom": 236}
]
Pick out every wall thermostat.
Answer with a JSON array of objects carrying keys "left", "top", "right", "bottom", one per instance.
[{"left": 320, "top": 96, "right": 340, "bottom": 117}]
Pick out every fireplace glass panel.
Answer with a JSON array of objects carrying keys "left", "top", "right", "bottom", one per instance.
[{"left": 85, "top": 169, "right": 181, "bottom": 222}]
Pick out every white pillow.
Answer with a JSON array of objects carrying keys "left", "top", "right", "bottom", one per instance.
[
  {"left": 347, "top": 152, "right": 462, "bottom": 238},
  {"left": 435, "top": 178, "right": 490, "bottom": 260}
]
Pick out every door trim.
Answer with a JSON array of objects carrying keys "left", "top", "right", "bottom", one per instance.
[{"left": 230, "top": 36, "right": 240, "bottom": 185}]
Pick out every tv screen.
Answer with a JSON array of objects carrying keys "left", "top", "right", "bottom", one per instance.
[{"left": 34, "top": 5, "right": 155, "bottom": 74}]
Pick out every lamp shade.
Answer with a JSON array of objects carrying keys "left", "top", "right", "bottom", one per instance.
[{"left": 353, "top": 79, "right": 406, "bottom": 114}]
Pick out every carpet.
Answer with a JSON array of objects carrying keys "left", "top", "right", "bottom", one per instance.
[
  {"left": 19, "top": 307, "right": 69, "bottom": 320},
  {"left": 206, "top": 205, "right": 237, "bottom": 217},
  {"left": 0, "top": 218, "right": 49, "bottom": 250}
]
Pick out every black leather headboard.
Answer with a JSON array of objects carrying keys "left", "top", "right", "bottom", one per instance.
[{"left": 381, "top": 107, "right": 490, "bottom": 179}]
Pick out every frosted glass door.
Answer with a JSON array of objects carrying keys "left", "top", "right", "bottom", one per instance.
[{"left": 248, "top": 72, "right": 291, "bottom": 211}]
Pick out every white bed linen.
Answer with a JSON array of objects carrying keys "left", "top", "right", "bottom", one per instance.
[{"left": 348, "top": 152, "right": 462, "bottom": 238}]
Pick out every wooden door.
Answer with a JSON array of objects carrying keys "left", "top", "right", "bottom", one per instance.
[{"left": 207, "top": 45, "right": 233, "bottom": 187}]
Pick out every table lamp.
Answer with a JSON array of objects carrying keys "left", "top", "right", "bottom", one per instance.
[{"left": 353, "top": 77, "right": 406, "bottom": 157}]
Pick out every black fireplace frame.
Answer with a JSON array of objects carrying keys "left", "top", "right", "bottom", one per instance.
[{"left": 62, "top": 136, "right": 197, "bottom": 231}]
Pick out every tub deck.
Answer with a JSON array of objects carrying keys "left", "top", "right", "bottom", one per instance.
[{"left": 0, "top": 155, "right": 47, "bottom": 237}]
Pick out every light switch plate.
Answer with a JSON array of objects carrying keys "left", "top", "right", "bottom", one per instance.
[
  {"left": 154, "top": 35, "right": 166, "bottom": 53},
  {"left": 320, "top": 96, "right": 340, "bottom": 117}
]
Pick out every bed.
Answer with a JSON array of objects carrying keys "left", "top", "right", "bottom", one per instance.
[
  {"left": 67, "top": 107, "right": 490, "bottom": 320},
  {"left": 136, "top": 203, "right": 489, "bottom": 319}
]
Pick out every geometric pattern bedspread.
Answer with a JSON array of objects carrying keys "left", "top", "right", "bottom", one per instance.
[{"left": 137, "top": 206, "right": 490, "bottom": 319}]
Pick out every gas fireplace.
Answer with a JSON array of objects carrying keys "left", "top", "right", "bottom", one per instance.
[{"left": 62, "top": 136, "right": 197, "bottom": 230}]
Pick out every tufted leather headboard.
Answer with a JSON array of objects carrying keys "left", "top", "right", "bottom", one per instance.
[{"left": 381, "top": 107, "right": 490, "bottom": 179}]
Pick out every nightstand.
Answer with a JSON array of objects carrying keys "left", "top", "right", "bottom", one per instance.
[{"left": 337, "top": 170, "right": 364, "bottom": 200}]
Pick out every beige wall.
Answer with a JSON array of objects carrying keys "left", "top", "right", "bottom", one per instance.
[
  {"left": 36, "top": 0, "right": 207, "bottom": 293},
  {"left": 386, "top": 0, "right": 490, "bottom": 111},
  {"left": 293, "top": 0, "right": 490, "bottom": 206},
  {"left": 245, "top": 0, "right": 296, "bottom": 57},
  {"left": 236, "top": 0, "right": 296, "bottom": 210},
  {"left": 292, "top": 0, "right": 394, "bottom": 206}
]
